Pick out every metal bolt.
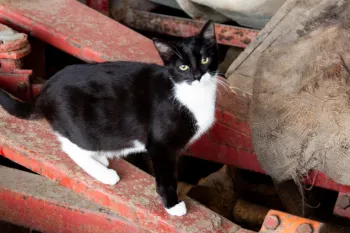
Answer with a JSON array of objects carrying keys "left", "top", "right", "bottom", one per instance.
[
  {"left": 336, "top": 195, "right": 350, "bottom": 209},
  {"left": 264, "top": 214, "right": 280, "bottom": 230},
  {"left": 296, "top": 223, "right": 313, "bottom": 233}
]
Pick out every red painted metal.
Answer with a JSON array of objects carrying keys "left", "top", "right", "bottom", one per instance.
[
  {"left": 0, "top": 0, "right": 338, "bottom": 199},
  {"left": 0, "top": 1, "right": 253, "bottom": 231},
  {"left": 0, "top": 73, "right": 32, "bottom": 101},
  {"left": 32, "top": 83, "right": 42, "bottom": 98},
  {"left": 86, "top": 0, "right": 110, "bottom": 15},
  {"left": 0, "top": 24, "right": 28, "bottom": 52},
  {"left": 333, "top": 192, "right": 350, "bottom": 219},
  {"left": 119, "top": 9, "right": 259, "bottom": 48},
  {"left": 0, "top": 165, "right": 149, "bottom": 233},
  {"left": 0, "top": 0, "right": 162, "bottom": 64},
  {"left": 0, "top": 23, "right": 32, "bottom": 101},
  {"left": 0, "top": 0, "right": 349, "bottom": 225},
  {"left": 0, "top": 108, "right": 252, "bottom": 233}
]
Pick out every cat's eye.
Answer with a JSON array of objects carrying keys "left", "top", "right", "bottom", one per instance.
[
  {"left": 179, "top": 65, "right": 189, "bottom": 71},
  {"left": 201, "top": 57, "right": 209, "bottom": 64}
]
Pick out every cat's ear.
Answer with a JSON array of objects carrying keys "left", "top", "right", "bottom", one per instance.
[
  {"left": 200, "top": 20, "right": 216, "bottom": 41},
  {"left": 153, "top": 38, "right": 174, "bottom": 62}
]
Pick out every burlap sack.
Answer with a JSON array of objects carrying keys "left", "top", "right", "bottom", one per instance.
[{"left": 251, "top": 2, "right": 350, "bottom": 185}]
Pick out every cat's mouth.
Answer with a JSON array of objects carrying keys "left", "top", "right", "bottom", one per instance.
[{"left": 189, "top": 72, "right": 216, "bottom": 85}]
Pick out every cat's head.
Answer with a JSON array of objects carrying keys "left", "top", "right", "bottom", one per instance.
[{"left": 153, "top": 20, "right": 218, "bottom": 84}]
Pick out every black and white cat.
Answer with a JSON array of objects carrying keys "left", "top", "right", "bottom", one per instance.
[{"left": 0, "top": 20, "right": 218, "bottom": 216}]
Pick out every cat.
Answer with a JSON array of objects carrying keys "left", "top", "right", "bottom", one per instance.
[{"left": 0, "top": 20, "right": 218, "bottom": 216}]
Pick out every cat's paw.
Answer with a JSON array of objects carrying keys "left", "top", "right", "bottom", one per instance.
[
  {"left": 98, "top": 169, "right": 120, "bottom": 185},
  {"left": 165, "top": 201, "right": 187, "bottom": 216},
  {"left": 95, "top": 156, "right": 109, "bottom": 167}
]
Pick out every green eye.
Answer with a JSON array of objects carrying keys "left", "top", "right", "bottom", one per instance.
[
  {"left": 201, "top": 57, "right": 209, "bottom": 64},
  {"left": 179, "top": 65, "right": 189, "bottom": 71}
]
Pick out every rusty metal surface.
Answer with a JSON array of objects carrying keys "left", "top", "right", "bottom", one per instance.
[
  {"left": 119, "top": 9, "right": 259, "bottom": 48},
  {"left": 0, "top": 73, "right": 32, "bottom": 101},
  {"left": 0, "top": 105, "right": 253, "bottom": 233},
  {"left": 259, "top": 210, "right": 323, "bottom": 233},
  {"left": 0, "top": 24, "right": 28, "bottom": 52},
  {"left": 1, "top": 0, "right": 350, "bottom": 227},
  {"left": 0, "top": 165, "right": 149, "bottom": 233},
  {"left": 0, "top": 0, "right": 346, "bottom": 199},
  {"left": 0, "top": 23, "right": 32, "bottom": 101},
  {"left": 0, "top": 0, "right": 348, "bottom": 199},
  {"left": 0, "top": 1, "right": 253, "bottom": 231},
  {"left": 0, "top": 0, "right": 162, "bottom": 64}
]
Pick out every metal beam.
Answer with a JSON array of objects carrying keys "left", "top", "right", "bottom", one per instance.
[
  {"left": 0, "top": 165, "right": 148, "bottom": 233},
  {"left": 118, "top": 9, "right": 259, "bottom": 48},
  {"left": 0, "top": 0, "right": 162, "bottom": 64}
]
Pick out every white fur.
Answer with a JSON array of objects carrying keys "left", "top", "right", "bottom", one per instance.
[
  {"left": 173, "top": 72, "right": 217, "bottom": 144},
  {"left": 55, "top": 133, "right": 146, "bottom": 185},
  {"left": 165, "top": 201, "right": 187, "bottom": 216}
]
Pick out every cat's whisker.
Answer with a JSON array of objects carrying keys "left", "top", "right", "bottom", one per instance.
[
  {"left": 170, "top": 46, "right": 184, "bottom": 60},
  {"left": 218, "top": 82, "right": 231, "bottom": 91},
  {"left": 216, "top": 79, "right": 231, "bottom": 92},
  {"left": 209, "top": 72, "right": 225, "bottom": 78},
  {"left": 216, "top": 88, "right": 223, "bottom": 98},
  {"left": 217, "top": 79, "right": 229, "bottom": 85}
]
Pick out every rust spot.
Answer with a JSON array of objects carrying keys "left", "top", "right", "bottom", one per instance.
[
  {"left": 66, "top": 38, "right": 81, "bottom": 49},
  {"left": 234, "top": 30, "right": 243, "bottom": 36},
  {"left": 224, "top": 36, "right": 233, "bottom": 41},
  {"left": 242, "top": 38, "right": 252, "bottom": 44}
]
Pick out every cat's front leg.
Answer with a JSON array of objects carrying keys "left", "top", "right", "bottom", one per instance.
[{"left": 147, "top": 143, "right": 186, "bottom": 216}]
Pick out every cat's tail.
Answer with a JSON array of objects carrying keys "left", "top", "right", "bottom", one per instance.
[{"left": 0, "top": 89, "right": 39, "bottom": 119}]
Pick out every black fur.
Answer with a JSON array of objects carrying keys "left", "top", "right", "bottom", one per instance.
[
  {"left": 0, "top": 20, "right": 218, "bottom": 210},
  {"left": 0, "top": 90, "right": 36, "bottom": 119}
]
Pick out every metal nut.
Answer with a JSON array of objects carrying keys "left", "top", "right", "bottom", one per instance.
[
  {"left": 296, "top": 223, "right": 313, "bottom": 233},
  {"left": 264, "top": 214, "right": 280, "bottom": 230}
]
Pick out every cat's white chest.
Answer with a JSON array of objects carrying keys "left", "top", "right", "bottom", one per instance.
[{"left": 173, "top": 73, "right": 217, "bottom": 144}]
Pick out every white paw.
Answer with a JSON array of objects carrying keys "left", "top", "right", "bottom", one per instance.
[
  {"left": 97, "top": 169, "right": 120, "bottom": 185},
  {"left": 95, "top": 155, "right": 109, "bottom": 167},
  {"left": 165, "top": 201, "right": 187, "bottom": 216}
]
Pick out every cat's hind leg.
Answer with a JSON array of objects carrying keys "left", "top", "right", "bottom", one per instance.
[{"left": 56, "top": 134, "right": 119, "bottom": 185}]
